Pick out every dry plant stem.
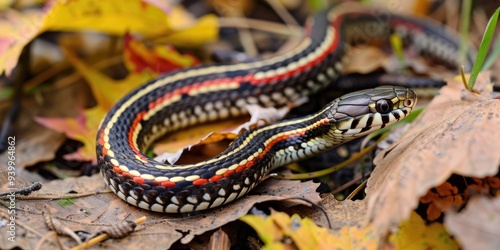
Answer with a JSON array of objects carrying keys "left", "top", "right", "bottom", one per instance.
[
  {"left": 71, "top": 216, "right": 147, "bottom": 250},
  {"left": 9, "top": 190, "right": 113, "bottom": 200},
  {"left": 44, "top": 215, "right": 68, "bottom": 250},
  {"left": 45, "top": 213, "right": 83, "bottom": 244},
  {"left": 237, "top": 23, "right": 258, "bottom": 56},
  {"left": 218, "top": 17, "right": 302, "bottom": 37},
  {"left": 52, "top": 55, "right": 123, "bottom": 91},
  {"left": 331, "top": 171, "right": 372, "bottom": 195},
  {"left": 0, "top": 182, "right": 42, "bottom": 197},
  {"left": 23, "top": 61, "right": 71, "bottom": 91},
  {"left": 34, "top": 232, "right": 61, "bottom": 250},
  {"left": 460, "top": 66, "right": 480, "bottom": 93},
  {"left": 288, "top": 197, "right": 332, "bottom": 229},
  {"left": 265, "top": 0, "right": 300, "bottom": 26},
  {"left": 346, "top": 180, "right": 367, "bottom": 200}
]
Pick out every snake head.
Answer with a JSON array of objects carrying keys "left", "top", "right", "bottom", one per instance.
[{"left": 326, "top": 86, "right": 417, "bottom": 139}]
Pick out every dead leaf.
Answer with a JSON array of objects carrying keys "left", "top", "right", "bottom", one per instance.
[
  {"left": 444, "top": 196, "right": 500, "bottom": 250},
  {"left": 241, "top": 210, "right": 379, "bottom": 250},
  {"left": 34, "top": 48, "right": 152, "bottom": 163},
  {"left": 35, "top": 107, "right": 103, "bottom": 164},
  {"left": 343, "top": 46, "right": 390, "bottom": 74},
  {"left": 0, "top": 174, "right": 319, "bottom": 249},
  {"left": 0, "top": 0, "right": 217, "bottom": 76},
  {"left": 365, "top": 71, "right": 500, "bottom": 233},
  {"left": 370, "top": 0, "right": 431, "bottom": 15},
  {"left": 419, "top": 181, "right": 464, "bottom": 221},
  {"left": 0, "top": 76, "right": 91, "bottom": 169},
  {"left": 123, "top": 32, "right": 199, "bottom": 74},
  {"left": 64, "top": 48, "right": 154, "bottom": 110},
  {"left": 387, "top": 211, "right": 459, "bottom": 249}
]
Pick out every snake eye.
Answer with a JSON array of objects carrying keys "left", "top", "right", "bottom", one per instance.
[{"left": 375, "top": 99, "right": 393, "bottom": 114}]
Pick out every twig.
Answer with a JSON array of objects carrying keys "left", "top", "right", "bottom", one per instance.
[
  {"left": 0, "top": 182, "right": 42, "bottom": 197},
  {"left": 288, "top": 197, "right": 332, "bottom": 229},
  {"left": 4, "top": 189, "right": 113, "bottom": 200},
  {"left": 346, "top": 180, "right": 367, "bottom": 200},
  {"left": 265, "top": 0, "right": 300, "bottom": 26},
  {"left": 331, "top": 171, "right": 372, "bottom": 195},
  {"left": 218, "top": 17, "right": 302, "bottom": 37},
  {"left": 71, "top": 216, "right": 147, "bottom": 250}
]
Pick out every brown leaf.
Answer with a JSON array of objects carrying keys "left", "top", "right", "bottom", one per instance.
[
  {"left": 286, "top": 195, "right": 370, "bottom": 232},
  {"left": 0, "top": 78, "right": 86, "bottom": 169},
  {"left": 365, "top": 71, "right": 500, "bottom": 233},
  {"left": 343, "top": 46, "right": 389, "bottom": 74},
  {"left": 444, "top": 196, "right": 500, "bottom": 250},
  {"left": 1, "top": 174, "right": 319, "bottom": 249}
]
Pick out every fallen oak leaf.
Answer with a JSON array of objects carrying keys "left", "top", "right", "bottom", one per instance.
[{"left": 365, "top": 71, "right": 500, "bottom": 233}]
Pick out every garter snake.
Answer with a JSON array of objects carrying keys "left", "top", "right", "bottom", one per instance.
[{"left": 97, "top": 3, "right": 473, "bottom": 213}]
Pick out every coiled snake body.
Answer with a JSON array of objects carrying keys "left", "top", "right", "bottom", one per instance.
[{"left": 97, "top": 3, "right": 471, "bottom": 213}]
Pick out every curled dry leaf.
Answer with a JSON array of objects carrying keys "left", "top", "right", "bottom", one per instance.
[
  {"left": 365, "top": 71, "right": 500, "bottom": 233},
  {"left": 1, "top": 173, "right": 319, "bottom": 249},
  {"left": 444, "top": 196, "right": 500, "bottom": 250}
]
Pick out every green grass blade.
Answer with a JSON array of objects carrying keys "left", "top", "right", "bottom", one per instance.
[
  {"left": 482, "top": 31, "right": 500, "bottom": 70},
  {"left": 306, "top": 0, "right": 327, "bottom": 11},
  {"left": 459, "top": 0, "right": 473, "bottom": 66},
  {"left": 468, "top": 6, "right": 500, "bottom": 89}
]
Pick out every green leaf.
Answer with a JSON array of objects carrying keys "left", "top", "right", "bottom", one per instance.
[
  {"left": 467, "top": 6, "right": 500, "bottom": 89},
  {"left": 307, "top": 0, "right": 327, "bottom": 11},
  {"left": 482, "top": 32, "right": 500, "bottom": 71},
  {"left": 459, "top": 0, "right": 472, "bottom": 67}
]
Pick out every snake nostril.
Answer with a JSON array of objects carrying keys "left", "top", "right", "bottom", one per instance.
[{"left": 404, "top": 99, "right": 413, "bottom": 107}]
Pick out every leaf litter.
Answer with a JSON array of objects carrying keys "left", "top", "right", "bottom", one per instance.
[
  {"left": 0, "top": 172, "right": 320, "bottom": 250},
  {"left": 366, "top": 71, "right": 500, "bottom": 233},
  {"left": 2, "top": 1, "right": 500, "bottom": 249}
]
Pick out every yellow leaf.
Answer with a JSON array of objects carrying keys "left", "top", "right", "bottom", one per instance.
[
  {"left": 42, "top": 0, "right": 167, "bottom": 36},
  {"left": 0, "top": 0, "right": 218, "bottom": 76},
  {"left": 241, "top": 210, "right": 379, "bottom": 250},
  {"left": 153, "top": 14, "right": 219, "bottom": 48},
  {"left": 35, "top": 48, "right": 155, "bottom": 163},
  {"left": 388, "top": 211, "right": 459, "bottom": 250},
  {"left": 123, "top": 33, "right": 199, "bottom": 74},
  {"left": 34, "top": 106, "right": 106, "bottom": 164},
  {"left": 63, "top": 48, "right": 154, "bottom": 110}
]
